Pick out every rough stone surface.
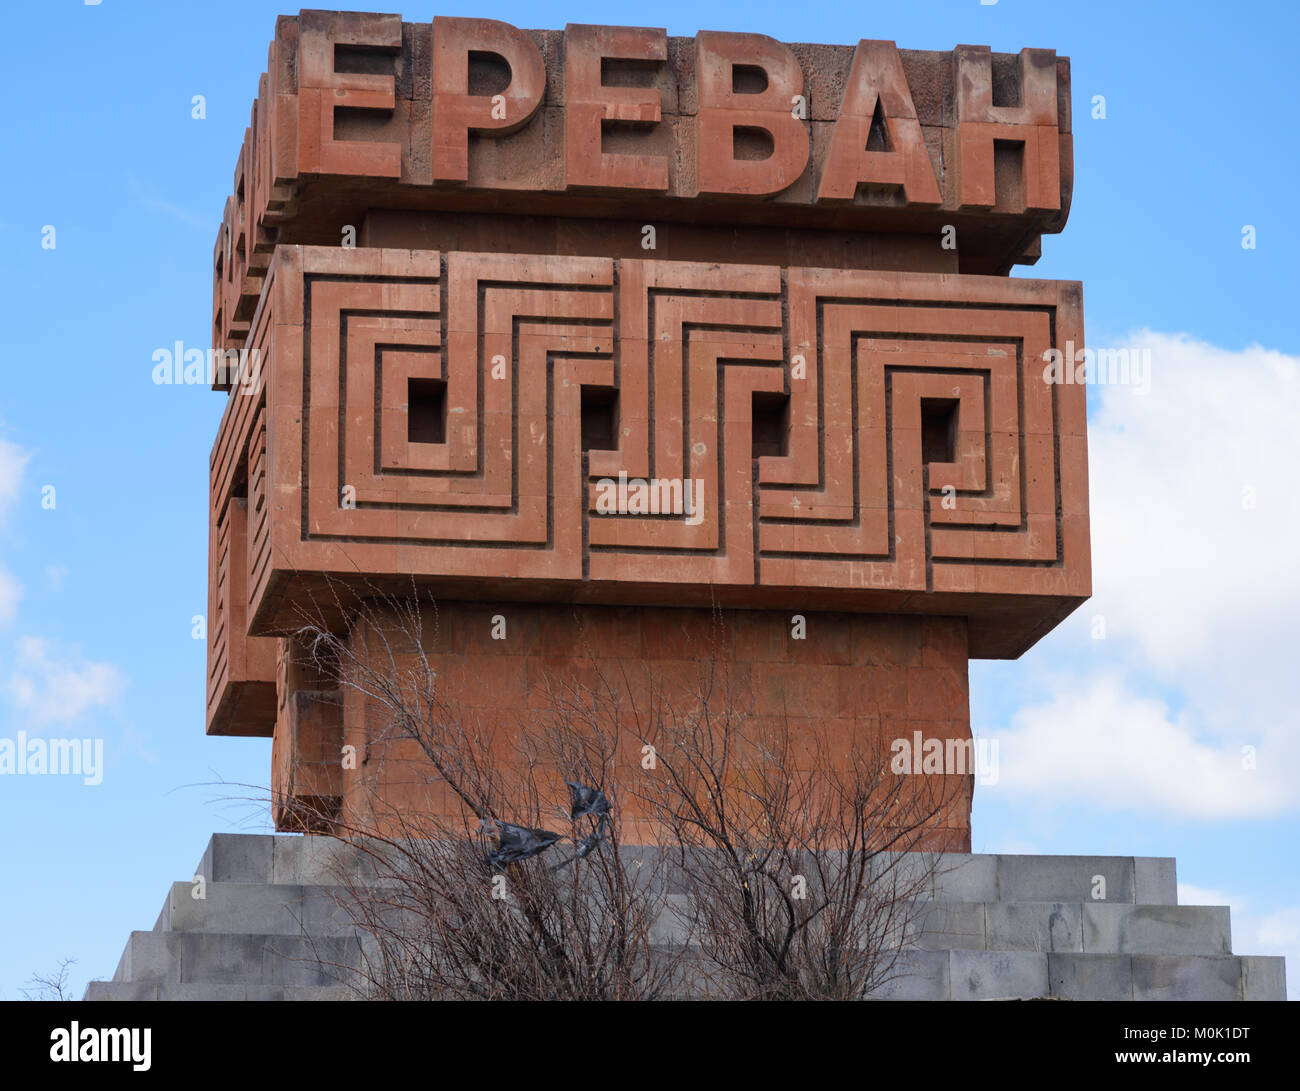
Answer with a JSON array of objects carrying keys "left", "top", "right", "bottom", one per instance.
[
  {"left": 1132, "top": 955, "right": 1243, "bottom": 1002},
  {"left": 1134, "top": 856, "right": 1178, "bottom": 906},
  {"left": 163, "top": 881, "right": 307, "bottom": 936},
  {"left": 932, "top": 855, "right": 998, "bottom": 903},
  {"left": 1083, "top": 904, "right": 1231, "bottom": 957},
  {"left": 950, "top": 950, "right": 1050, "bottom": 1001},
  {"left": 198, "top": 832, "right": 274, "bottom": 884},
  {"left": 869, "top": 949, "right": 950, "bottom": 1001},
  {"left": 1048, "top": 953, "right": 1133, "bottom": 1001},
  {"left": 985, "top": 901, "right": 1082, "bottom": 953},
  {"left": 997, "top": 855, "right": 1134, "bottom": 904},
  {"left": 916, "top": 902, "right": 987, "bottom": 951},
  {"left": 1240, "top": 956, "right": 1288, "bottom": 1002}
]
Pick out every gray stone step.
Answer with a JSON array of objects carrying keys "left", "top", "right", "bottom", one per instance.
[
  {"left": 155, "top": 882, "right": 358, "bottom": 937},
  {"left": 91, "top": 921, "right": 1285, "bottom": 1002},
  {"left": 929, "top": 854, "right": 1176, "bottom": 905},
  {"left": 914, "top": 901, "right": 1231, "bottom": 956},
  {"left": 648, "top": 896, "right": 1228, "bottom": 955},
  {"left": 868, "top": 950, "right": 1287, "bottom": 1001},
  {"left": 111, "top": 930, "right": 362, "bottom": 988},
  {"left": 193, "top": 834, "right": 1179, "bottom": 906},
  {"left": 84, "top": 982, "right": 353, "bottom": 1001},
  {"left": 197, "top": 833, "right": 385, "bottom": 887}
]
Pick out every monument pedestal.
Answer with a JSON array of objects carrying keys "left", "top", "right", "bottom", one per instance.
[{"left": 85, "top": 834, "right": 1287, "bottom": 1001}]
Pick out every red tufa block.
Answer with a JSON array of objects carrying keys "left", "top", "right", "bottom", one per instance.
[
  {"left": 564, "top": 24, "right": 669, "bottom": 193},
  {"left": 693, "top": 30, "right": 810, "bottom": 197},
  {"left": 816, "top": 40, "right": 941, "bottom": 206},
  {"left": 303, "top": 601, "right": 975, "bottom": 843},
  {"left": 207, "top": 14, "right": 1074, "bottom": 319},
  {"left": 205, "top": 496, "right": 277, "bottom": 737},
  {"left": 953, "top": 46, "right": 1061, "bottom": 212},
  {"left": 210, "top": 251, "right": 1091, "bottom": 665},
  {"left": 431, "top": 16, "right": 546, "bottom": 183}
]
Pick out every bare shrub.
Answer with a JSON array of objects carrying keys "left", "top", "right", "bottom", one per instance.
[
  {"left": 21, "top": 957, "right": 77, "bottom": 1002},
  {"left": 283, "top": 584, "right": 682, "bottom": 1000},
  {"left": 625, "top": 629, "right": 958, "bottom": 1000},
  {"left": 281, "top": 584, "right": 960, "bottom": 1001}
]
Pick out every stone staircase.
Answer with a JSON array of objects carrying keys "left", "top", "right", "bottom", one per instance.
[
  {"left": 84, "top": 834, "right": 363, "bottom": 1001},
  {"left": 85, "top": 834, "right": 1287, "bottom": 1001},
  {"left": 863, "top": 854, "right": 1284, "bottom": 1000}
]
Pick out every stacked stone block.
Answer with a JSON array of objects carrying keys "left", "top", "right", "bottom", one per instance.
[{"left": 85, "top": 835, "right": 1286, "bottom": 1001}]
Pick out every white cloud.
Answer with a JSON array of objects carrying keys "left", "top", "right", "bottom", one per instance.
[
  {"left": 1085, "top": 331, "right": 1300, "bottom": 672},
  {"left": 0, "top": 567, "right": 19, "bottom": 627},
  {"left": 0, "top": 436, "right": 28, "bottom": 523},
  {"left": 990, "top": 672, "right": 1289, "bottom": 819},
  {"left": 5, "top": 636, "right": 125, "bottom": 727},
  {"left": 0, "top": 435, "right": 29, "bottom": 627},
  {"left": 986, "top": 332, "right": 1300, "bottom": 820},
  {"left": 0, "top": 437, "right": 126, "bottom": 736}
]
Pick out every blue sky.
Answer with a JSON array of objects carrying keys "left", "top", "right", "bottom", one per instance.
[{"left": 1, "top": 0, "right": 1296, "bottom": 998}]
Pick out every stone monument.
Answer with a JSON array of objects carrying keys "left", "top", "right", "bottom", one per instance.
[
  {"left": 86, "top": 11, "right": 1284, "bottom": 1001},
  {"left": 205, "top": 12, "right": 1086, "bottom": 852}
]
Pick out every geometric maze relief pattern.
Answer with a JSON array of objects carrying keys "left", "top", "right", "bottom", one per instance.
[
  {"left": 208, "top": 245, "right": 1089, "bottom": 732},
  {"left": 286, "top": 247, "right": 1087, "bottom": 593}
]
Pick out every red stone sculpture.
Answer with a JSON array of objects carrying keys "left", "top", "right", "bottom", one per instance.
[{"left": 206, "top": 13, "right": 1087, "bottom": 853}]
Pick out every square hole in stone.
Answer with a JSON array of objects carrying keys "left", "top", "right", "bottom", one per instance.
[
  {"left": 752, "top": 390, "right": 790, "bottom": 458},
  {"left": 733, "top": 125, "right": 775, "bottom": 162},
  {"left": 408, "top": 378, "right": 447, "bottom": 444},
  {"left": 992, "top": 139, "right": 1026, "bottom": 210},
  {"left": 581, "top": 386, "right": 619, "bottom": 452},
  {"left": 920, "top": 398, "right": 959, "bottom": 464},
  {"left": 991, "top": 53, "right": 1022, "bottom": 108}
]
